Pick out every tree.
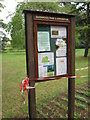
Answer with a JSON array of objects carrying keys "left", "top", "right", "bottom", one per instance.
[
  {"left": 75, "top": 2, "right": 90, "bottom": 57},
  {"left": 7, "top": 2, "right": 60, "bottom": 49},
  {"left": 0, "top": 0, "right": 8, "bottom": 51},
  {"left": 11, "top": 13, "right": 25, "bottom": 49},
  {"left": 84, "top": 2, "right": 90, "bottom": 57},
  {"left": 0, "top": 0, "right": 5, "bottom": 12},
  {"left": 8, "top": 1, "right": 89, "bottom": 55},
  {"left": 60, "top": 2, "right": 90, "bottom": 57},
  {"left": 0, "top": 0, "right": 5, "bottom": 40},
  {"left": 1, "top": 35, "right": 9, "bottom": 50},
  {"left": 0, "top": 20, "right": 10, "bottom": 50}
]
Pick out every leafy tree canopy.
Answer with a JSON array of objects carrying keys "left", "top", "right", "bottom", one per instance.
[
  {"left": 7, "top": 1, "right": 90, "bottom": 57},
  {"left": 8, "top": 2, "right": 61, "bottom": 49}
]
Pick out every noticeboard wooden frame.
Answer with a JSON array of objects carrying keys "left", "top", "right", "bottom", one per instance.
[
  {"left": 34, "top": 21, "right": 70, "bottom": 79},
  {"left": 24, "top": 10, "right": 75, "bottom": 119}
]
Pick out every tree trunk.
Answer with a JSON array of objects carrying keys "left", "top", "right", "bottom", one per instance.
[
  {"left": 84, "top": 41, "right": 89, "bottom": 57},
  {"left": 84, "top": 3, "right": 90, "bottom": 57}
]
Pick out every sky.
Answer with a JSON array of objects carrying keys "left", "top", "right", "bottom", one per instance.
[
  {"left": 0, "top": 0, "right": 24, "bottom": 39},
  {"left": 0, "top": 0, "right": 24, "bottom": 23}
]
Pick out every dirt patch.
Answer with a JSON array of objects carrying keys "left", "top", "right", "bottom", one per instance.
[{"left": 36, "top": 82, "right": 89, "bottom": 119}]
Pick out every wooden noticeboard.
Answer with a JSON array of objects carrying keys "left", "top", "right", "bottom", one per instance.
[
  {"left": 37, "top": 25, "right": 68, "bottom": 78},
  {"left": 24, "top": 10, "right": 75, "bottom": 119}
]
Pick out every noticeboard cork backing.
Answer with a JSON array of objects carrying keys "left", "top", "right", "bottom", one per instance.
[{"left": 24, "top": 10, "right": 75, "bottom": 80}]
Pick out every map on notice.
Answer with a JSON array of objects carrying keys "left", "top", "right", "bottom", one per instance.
[{"left": 38, "top": 52, "right": 54, "bottom": 77}]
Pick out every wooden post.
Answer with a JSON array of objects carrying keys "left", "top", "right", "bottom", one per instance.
[
  {"left": 68, "top": 17, "right": 75, "bottom": 119},
  {"left": 25, "top": 12, "right": 36, "bottom": 119},
  {"left": 24, "top": 10, "right": 75, "bottom": 119}
]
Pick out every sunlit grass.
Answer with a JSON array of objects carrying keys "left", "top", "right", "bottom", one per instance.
[{"left": 2, "top": 49, "right": 88, "bottom": 118}]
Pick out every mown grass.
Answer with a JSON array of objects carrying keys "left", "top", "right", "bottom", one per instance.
[
  {"left": 75, "top": 49, "right": 85, "bottom": 57},
  {"left": 2, "top": 49, "right": 88, "bottom": 118}
]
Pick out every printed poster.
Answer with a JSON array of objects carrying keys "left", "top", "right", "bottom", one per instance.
[
  {"left": 51, "top": 26, "right": 66, "bottom": 38},
  {"left": 56, "top": 57, "right": 67, "bottom": 75},
  {"left": 38, "top": 52, "right": 54, "bottom": 77},
  {"left": 56, "top": 38, "right": 67, "bottom": 57},
  {"left": 37, "top": 31, "right": 50, "bottom": 52}
]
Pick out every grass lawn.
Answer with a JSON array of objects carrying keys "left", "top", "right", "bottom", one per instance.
[
  {"left": 2, "top": 49, "right": 88, "bottom": 118},
  {"left": 75, "top": 49, "right": 85, "bottom": 56}
]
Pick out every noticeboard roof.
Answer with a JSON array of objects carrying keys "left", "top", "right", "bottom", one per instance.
[{"left": 23, "top": 10, "right": 75, "bottom": 17}]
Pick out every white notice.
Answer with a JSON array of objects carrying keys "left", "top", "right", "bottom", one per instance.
[
  {"left": 51, "top": 26, "right": 66, "bottom": 38},
  {"left": 37, "top": 32, "right": 50, "bottom": 52},
  {"left": 56, "top": 57, "right": 67, "bottom": 75},
  {"left": 38, "top": 52, "right": 54, "bottom": 77},
  {"left": 56, "top": 38, "right": 67, "bottom": 57}
]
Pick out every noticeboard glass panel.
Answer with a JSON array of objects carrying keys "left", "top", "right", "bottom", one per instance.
[{"left": 37, "top": 24, "right": 68, "bottom": 78}]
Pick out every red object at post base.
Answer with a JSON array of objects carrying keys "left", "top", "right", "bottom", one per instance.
[
  {"left": 20, "top": 77, "right": 35, "bottom": 104},
  {"left": 23, "top": 77, "right": 29, "bottom": 91},
  {"left": 20, "top": 77, "right": 29, "bottom": 94},
  {"left": 19, "top": 77, "right": 29, "bottom": 104}
]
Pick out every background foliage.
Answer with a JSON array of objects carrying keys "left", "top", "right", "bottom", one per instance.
[{"left": 1, "top": 1, "right": 90, "bottom": 56}]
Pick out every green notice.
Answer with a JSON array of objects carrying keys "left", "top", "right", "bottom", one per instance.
[{"left": 37, "top": 31, "right": 50, "bottom": 52}]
